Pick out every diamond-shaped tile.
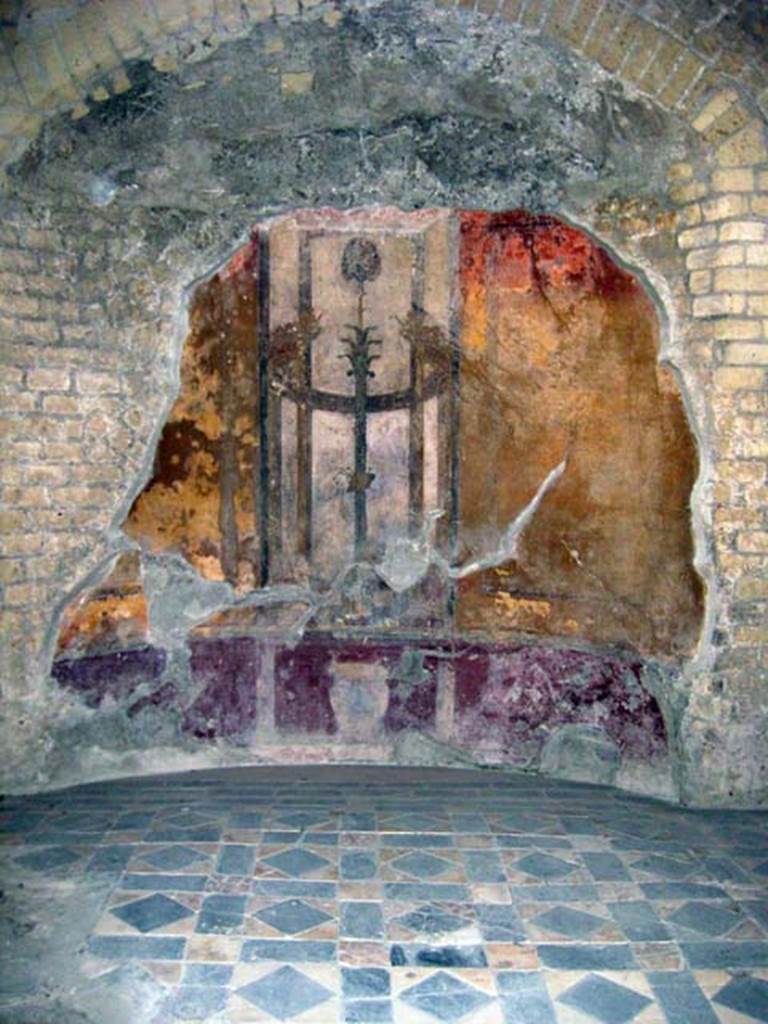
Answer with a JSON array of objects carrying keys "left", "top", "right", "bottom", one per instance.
[
  {"left": 390, "top": 851, "right": 453, "bottom": 879},
  {"left": 533, "top": 905, "right": 607, "bottom": 939},
  {"left": 396, "top": 905, "right": 469, "bottom": 935},
  {"left": 559, "top": 974, "right": 652, "bottom": 1024},
  {"left": 111, "top": 893, "right": 193, "bottom": 933},
  {"left": 255, "top": 898, "right": 332, "bottom": 935},
  {"left": 400, "top": 970, "right": 492, "bottom": 1021},
  {"left": 141, "top": 845, "right": 209, "bottom": 871},
  {"left": 238, "top": 964, "right": 332, "bottom": 1018},
  {"left": 516, "top": 852, "right": 577, "bottom": 880},
  {"left": 631, "top": 855, "right": 694, "bottom": 880},
  {"left": 668, "top": 900, "right": 743, "bottom": 937},
  {"left": 14, "top": 847, "right": 81, "bottom": 872},
  {"left": 262, "top": 848, "right": 330, "bottom": 877},
  {"left": 714, "top": 975, "right": 768, "bottom": 1022}
]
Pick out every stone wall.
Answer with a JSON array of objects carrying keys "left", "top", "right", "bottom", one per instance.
[{"left": 0, "top": 0, "right": 767, "bottom": 804}]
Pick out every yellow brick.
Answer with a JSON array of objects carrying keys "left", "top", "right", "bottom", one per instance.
[
  {"left": 694, "top": 294, "right": 746, "bottom": 317},
  {"left": 711, "top": 169, "right": 754, "bottom": 193},
  {"left": 567, "top": 0, "right": 603, "bottom": 46},
  {"left": 758, "top": 170, "right": 768, "bottom": 192},
  {"left": 753, "top": 196, "right": 768, "bottom": 218},
  {"left": 155, "top": 0, "right": 191, "bottom": 31},
  {"left": 691, "top": 87, "right": 739, "bottom": 133},
  {"left": 242, "top": 0, "right": 272, "bottom": 19},
  {"left": 715, "top": 268, "right": 768, "bottom": 293},
  {"left": 640, "top": 37, "right": 684, "bottom": 97},
  {"left": 686, "top": 244, "right": 743, "bottom": 270},
  {"left": 666, "top": 161, "right": 693, "bottom": 182},
  {"left": 54, "top": 18, "right": 100, "bottom": 85},
  {"left": 702, "top": 194, "right": 749, "bottom": 222},
  {"left": 620, "top": 22, "right": 664, "bottom": 84},
  {"left": 713, "top": 319, "right": 763, "bottom": 340},
  {"left": 714, "top": 367, "right": 765, "bottom": 389},
  {"left": 716, "top": 122, "right": 768, "bottom": 167},
  {"left": 723, "top": 343, "right": 768, "bottom": 365},
  {"left": 747, "top": 295, "right": 768, "bottom": 316},
  {"left": 720, "top": 221, "right": 767, "bottom": 243},
  {"left": 670, "top": 180, "right": 707, "bottom": 204},
  {"left": 26, "top": 368, "right": 70, "bottom": 391},
  {"left": 735, "top": 577, "right": 768, "bottom": 600},
  {"left": 746, "top": 244, "right": 768, "bottom": 267},
  {"left": 737, "top": 532, "right": 768, "bottom": 555},
  {"left": 677, "top": 224, "right": 718, "bottom": 249},
  {"left": 33, "top": 33, "right": 80, "bottom": 103},
  {"left": 702, "top": 103, "right": 751, "bottom": 146},
  {"left": 500, "top": 0, "right": 525, "bottom": 19},
  {"left": 521, "top": 0, "right": 549, "bottom": 29},
  {"left": 689, "top": 270, "right": 711, "bottom": 294},
  {"left": 734, "top": 626, "right": 768, "bottom": 645},
  {"left": 658, "top": 52, "right": 705, "bottom": 110}
]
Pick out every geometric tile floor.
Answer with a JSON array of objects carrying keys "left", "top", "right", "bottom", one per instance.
[{"left": 1, "top": 765, "right": 767, "bottom": 1022}]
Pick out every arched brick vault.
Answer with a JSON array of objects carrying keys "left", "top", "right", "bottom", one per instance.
[{"left": 0, "top": 0, "right": 766, "bottom": 803}]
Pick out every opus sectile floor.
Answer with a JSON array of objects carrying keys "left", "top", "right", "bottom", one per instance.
[{"left": 1, "top": 767, "right": 768, "bottom": 1024}]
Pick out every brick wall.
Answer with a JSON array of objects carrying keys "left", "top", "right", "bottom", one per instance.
[{"left": 0, "top": 0, "right": 766, "bottom": 802}]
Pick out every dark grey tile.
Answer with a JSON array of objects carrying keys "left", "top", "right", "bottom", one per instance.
[
  {"left": 640, "top": 882, "right": 728, "bottom": 900},
  {"left": 87, "top": 935, "right": 186, "bottom": 960},
  {"left": 216, "top": 844, "right": 256, "bottom": 876},
  {"left": 341, "top": 901, "right": 384, "bottom": 939},
  {"left": 86, "top": 845, "right": 135, "bottom": 873},
  {"left": 344, "top": 999, "right": 393, "bottom": 1022},
  {"left": 121, "top": 873, "right": 207, "bottom": 892},
  {"left": 261, "top": 848, "right": 331, "bottom": 877},
  {"left": 582, "top": 852, "right": 631, "bottom": 881},
  {"left": 532, "top": 905, "right": 608, "bottom": 939},
  {"left": 509, "top": 884, "right": 599, "bottom": 902},
  {"left": 682, "top": 941, "right": 768, "bottom": 968},
  {"left": 382, "top": 833, "right": 454, "bottom": 848},
  {"left": 390, "top": 944, "right": 487, "bottom": 967},
  {"left": 607, "top": 899, "right": 669, "bottom": 941},
  {"left": 145, "top": 829, "right": 221, "bottom": 843},
  {"left": 139, "top": 845, "right": 209, "bottom": 871},
  {"left": 395, "top": 905, "right": 470, "bottom": 936},
  {"left": 667, "top": 900, "right": 743, "bottom": 937},
  {"left": 497, "top": 971, "right": 556, "bottom": 1024},
  {"left": 228, "top": 812, "right": 263, "bottom": 829},
  {"left": 647, "top": 971, "right": 720, "bottom": 1024},
  {"left": 515, "top": 853, "right": 578, "bottom": 880},
  {"left": 253, "top": 879, "right": 337, "bottom": 899},
  {"left": 343, "top": 813, "right": 377, "bottom": 831},
  {"left": 463, "top": 851, "right": 505, "bottom": 882},
  {"left": 14, "top": 847, "right": 82, "bottom": 871},
  {"left": 558, "top": 973, "right": 651, "bottom": 1024},
  {"left": 713, "top": 975, "right": 768, "bottom": 1022},
  {"left": 390, "top": 851, "right": 454, "bottom": 879},
  {"left": 399, "top": 969, "right": 493, "bottom": 1021},
  {"left": 384, "top": 883, "right": 469, "bottom": 902},
  {"left": 240, "top": 938, "right": 336, "bottom": 962},
  {"left": 476, "top": 903, "right": 526, "bottom": 942},
  {"left": 341, "top": 851, "right": 378, "bottom": 880},
  {"left": 496, "top": 836, "right": 573, "bottom": 849},
  {"left": 196, "top": 894, "right": 246, "bottom": 934},
  {"left": 342, "top": 968, "right": 390, "bottom": 998},
  {"left": 631, "top": 855, "right": 695, "bottom": 880},
  {"left": 255, "top": 898, "right": 333, "bottom": 935},
  {"left": 238, "top": 964, "right": 332, "bottom": 1015},
  {"left": 111, "top": 893, "right": 193, "bottom": 933},
  {"left": 537, "top": 944, "right": 636, "bottom": 970}
]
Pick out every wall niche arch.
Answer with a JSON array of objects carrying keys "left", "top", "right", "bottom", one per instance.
[{"left": 51, "top": 206, "right": 702, "bottom": 795}]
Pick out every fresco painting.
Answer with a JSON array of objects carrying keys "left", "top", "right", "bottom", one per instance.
[{"left": 51, "top": 208, "right": 703, "bottom": 772}]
